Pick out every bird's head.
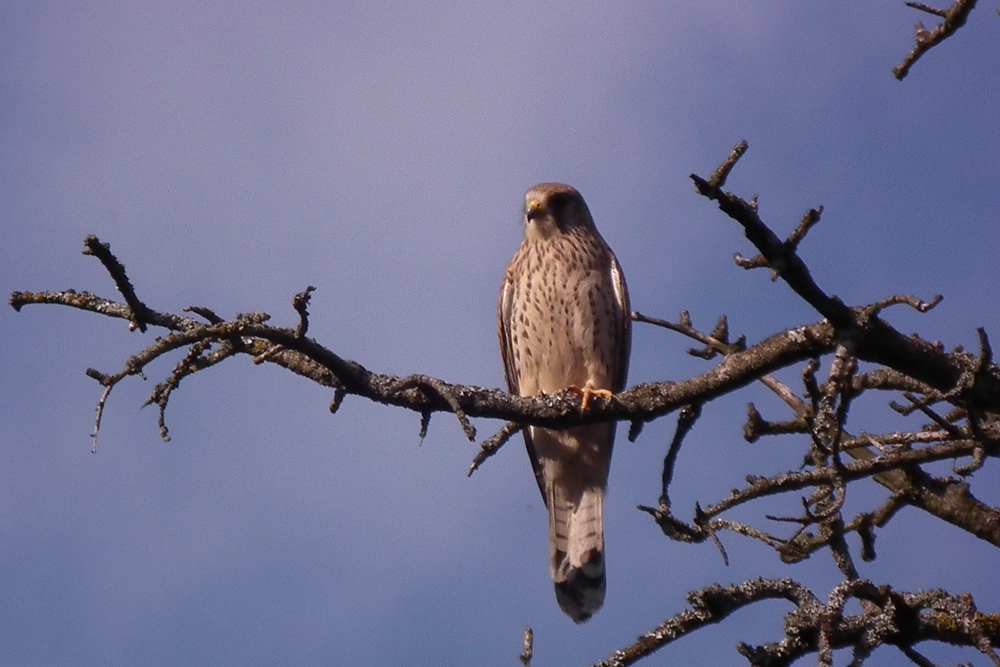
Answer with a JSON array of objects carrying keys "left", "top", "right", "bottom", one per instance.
[{"left": 523, "top": 183, "right": 595, "bottom": 238}]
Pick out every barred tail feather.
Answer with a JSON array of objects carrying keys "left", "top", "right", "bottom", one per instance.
[{"left": 547, "top": 481, "right": 606, "bottom": 623}]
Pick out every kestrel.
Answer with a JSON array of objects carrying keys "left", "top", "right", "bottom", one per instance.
[{"left": 498, "top": 183, "right": 631, "bottom": 622}]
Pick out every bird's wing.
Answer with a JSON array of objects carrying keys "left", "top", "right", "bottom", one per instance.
[
  {"left": 497, "top": 274, "right": 519, "bottom": 396},
  {"left": 498, "top": 271, "right": 546, "bottom": 501},
  {"left": 609, "top": 251, "right": 632, "bottom": 392}
]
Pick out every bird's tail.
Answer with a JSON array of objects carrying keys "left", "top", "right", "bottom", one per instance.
[{"left": 547, "top": 480, "right": 606, "bottom": 623}]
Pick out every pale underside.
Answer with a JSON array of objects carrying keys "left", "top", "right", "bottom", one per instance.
[{"left": 498, "top": 201, "right": 630, "bottom": 622}]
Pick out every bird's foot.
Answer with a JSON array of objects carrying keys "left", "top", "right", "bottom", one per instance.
[{"left": 568, "top": 383, "right": 614, "bottom": 412}]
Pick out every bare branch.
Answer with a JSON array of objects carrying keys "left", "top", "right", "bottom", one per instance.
[
  {"left": 895, "top": 0, "right": 979, "bottom": 80},
  {"left": 699, "top": 438, "right": 991, "bottom": 523},
  {"left": 693, "top": 150, "right": 852, "bottom": 327},
  {"left": 592, "top": 579, "right": 1000, "bottom": 667},
  {"left": 292, "top": 286, "right": 316, "bottom": 339},
  {"left": 12, "top": 229, "right": 1000, "bottom": 552},
  {"left": 468, "top": 422, "right": 523, "bottom": 476},
  {"left": 869, "top": 293, "right": 944, "bottom": 314},
  {"left": 659, "top": 403, "right": 702, "bottom": 508},
  {"left": 9, "top": 113, "right": 1000, "bottom": 667},
  {"left": 633, "top": 310, "right": 744, "bottom": 358},
  {"left": 707, "top": 139, "right": 748, "bottom": 188},
  {"left": 386, "top": 374, "right": 477, "bottom": 441},
  {"left": 786, "top": 206, "right": 823, "bottom": 251},
  {"left": 90, "top": 384, "right": 113, "bottom": 454},
  {"left": 81, "top": 235, "right": 154, "bottom": 332},
  {"left": 144, "top": 339, "right": 237, "bottom": 442},
  {"left": 691, "top": 145, "right": 1000, "bottom": 410},
  {"left": 10, "top": 290, "right": 847, "bottom": 431},
  {"left": 520, "top": 626, "right": 533, "bottom": 667}
]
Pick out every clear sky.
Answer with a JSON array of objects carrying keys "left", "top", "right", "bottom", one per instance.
[{"left": 2, "top": 2, "right": 999, "bottom": 665}]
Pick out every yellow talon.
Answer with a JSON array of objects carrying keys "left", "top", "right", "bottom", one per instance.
[{"left": 568, "top": 383, "right": 614, "bottom": 411}]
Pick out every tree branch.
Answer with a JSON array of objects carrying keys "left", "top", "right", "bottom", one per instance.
[
  {"left": 691, "top": 144, "right": 1000, "bottom": 407},
  {"left": 12, "top": 131, "right": 1000, "bottom": 667},
  {"left": 8, "top": 287, "right": 843, "bottom": 433},
  {"left": 894, "top": 0, "right": 979, "bottom": 80},
  {"left": 592, "top": 579, "right": 1000, "bottom": 667}
]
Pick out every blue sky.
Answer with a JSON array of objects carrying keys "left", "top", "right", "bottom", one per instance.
[{"left": 3, "top": 2, "right": 999, "bottom": 665}]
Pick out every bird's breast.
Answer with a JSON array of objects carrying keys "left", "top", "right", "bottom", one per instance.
[{"left": 508, "top": 242, "right": 621, "bottom": 397}]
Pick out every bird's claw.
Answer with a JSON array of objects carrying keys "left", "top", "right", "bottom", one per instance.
[{"left": 568, "top": 383, "right": 614, "bottom": 412}]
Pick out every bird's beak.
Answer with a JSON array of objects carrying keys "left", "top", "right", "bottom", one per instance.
[{"left": 526, "top": 199, "right": 544, "bottom": 221}]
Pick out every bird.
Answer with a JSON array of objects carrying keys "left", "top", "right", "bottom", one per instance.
[{"left": 497, "top": 183, "right": 631, "bottom": 622}]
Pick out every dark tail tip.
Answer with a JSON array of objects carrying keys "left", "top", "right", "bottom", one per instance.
[{"left": 553, "top": 551, "right": 606, "bottom": 623}]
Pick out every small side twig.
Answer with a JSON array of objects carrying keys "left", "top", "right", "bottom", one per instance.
[
  {"left": 660, "top": 403, "right": 702, "bottom": 507},
  {"left": 292, "top": 286, "right": 316, "bottom": 339},
  {"left": 144, "top": 340, "right": 211, "bottom": 442},
  {"left": 633, "top": 310, "right": 745, "bottom": 358},
  {"left": 82, "top": 235, "right": 153, "bottom": 332},
  {"left": 707, "top": 140, "right": 748, "bottom": 188},
  {"left": 90, "top": 384, "right": 114, "bottom": 454},
  {"left": 520, "top": 626, "right": 533, "bottom": 667},
  {"left": 758, "top": 373, "right": 810, "bottom": 415},
  {"left": 184, "top": 306, "right": 225, "bottom": 324},
  {"left": 329, "top": 387, "right": 347, "bottom": 414},
  {"left": 786, "top": 207, "right": 823, "bottom": 251},
  {"left": 388, "top": 375, "right": 477, "bottom": 441},
  {"left": 468, "top": 422, "right": 523, "bottom": 476},
  {"left": 867, "top": 293, "right": 943, "bottom": 315}
]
